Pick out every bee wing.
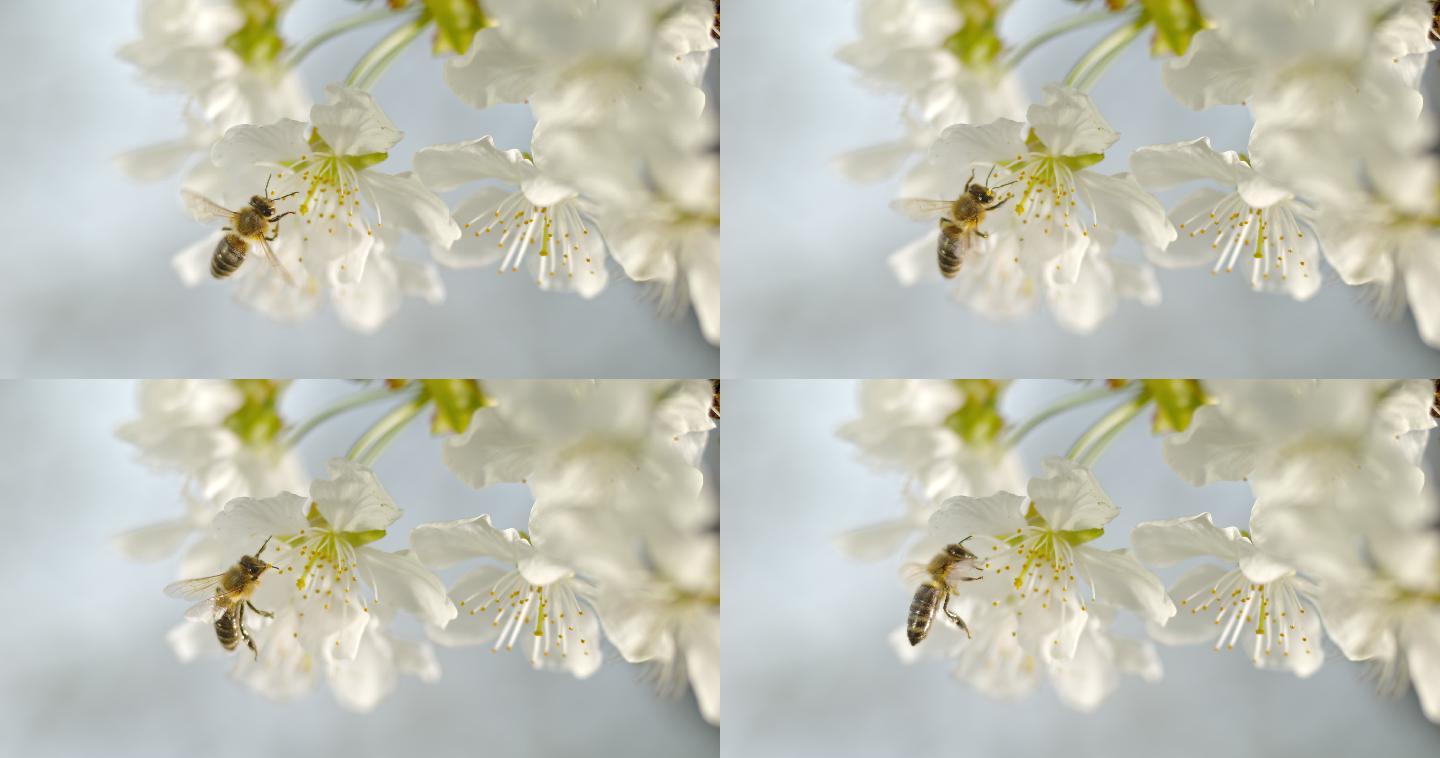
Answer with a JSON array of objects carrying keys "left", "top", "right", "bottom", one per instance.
[
  {"left": 257, "top": 237, "right": 297, "bottom": 287},
  {"left": 183, "top": 597, "right": 230, "bottom": 623},
  {"left": 164, "top": 574, "right": 226, "bottom": 600},
  {"left": 889, "top": 198, "right": 953, "bottom": 221},
  {"left": 181, "top": 190, "right": 237, "bottom": 224}
]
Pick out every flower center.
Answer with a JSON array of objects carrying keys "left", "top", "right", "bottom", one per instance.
[
  {"left": 981, "top": 526, "right": 1086, "bottom": 616},
  {"left": 1177, "top": 194, "right": 1309, "bottom": 288},
  {"left": 1003, "top": 155, "right": 1092, "bottom": 245},
  {"left": 461, "top": 192, "right": 594, "bottom": 285},
  {"left": 1178, "top": 569, "right": 1314, "bottom": 663},
  {"left": 456, "top": 571, "right": 592, "bottom": 668}
]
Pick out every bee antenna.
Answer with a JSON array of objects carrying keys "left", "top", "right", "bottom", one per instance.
[
  {"left": 264, "top": 173, "right": 273, "bottom": 196},
  {"left": 991, "top": 179, "right": 1018, "bottom": 190},
  {"left": 984, "top": 164, "right": 996, "bottom": 185},
  {"left": 255, "top": 536, "right": 272, "bottom": 557},
  {"left": 959, "top": 536, "right": 973, "bottom": 545}
]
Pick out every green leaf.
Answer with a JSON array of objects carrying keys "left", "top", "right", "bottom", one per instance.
[
  {"left": 1142, "top": 379, "right": 1207, "bottom": 433},
  {"left": 1139, "top": 0, "right": 1204, "bottom": 57},
  {"left": 223, "top": 380, "right": 286, "bottom": 447},
  {"left": 424, "top": 0, "right": 490, "bottom": 55},
  {"left": 421, "top": 379, "right": 488, "bottom": 435}
]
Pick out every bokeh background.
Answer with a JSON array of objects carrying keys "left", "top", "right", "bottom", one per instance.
[
  {"left": 0, "top": 1, "right": 717, "bottom": 376},
  {"left": 722, "top": 0, "right": 1440, "bottom": 376},
  {"left": 724, "top": 380, "right": 1440, "bottom": 758},
  {"left": 0, "top": 381, "right": 718, "bottom": 758}
]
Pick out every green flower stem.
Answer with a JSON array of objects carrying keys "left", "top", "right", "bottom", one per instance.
[
  {"left": 1003, "top": 384, "right": 1122, "bottom": 449},
  {"left": 1003, "top": 8, "right": 1119, "bottom": 71},
  {"left": 1069, "top": 393, "right": 1151, "bottom": 467},
  {"left": 346, "top": 12, "right": 431, "bottom": 91},
  {"left": 282, "top": 386, "right": 403, "bottom": 449},
  {"left": 285, "top": 7, "right": 400, "bottom": 69},
  {"left": 1063, "top": 12, "right": 1148, "bottom": 92},
  {"left": 346, "top": 391, "right": 430, "bottom": 464}
]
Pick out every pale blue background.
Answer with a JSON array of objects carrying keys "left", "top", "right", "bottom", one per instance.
[
  {"left": 0, "top": 381, "right": 718, "bottom": 758},
  {"left": 723, "top": 380, "right": 1440, "bottom": 758},
  {"left": 0, "top": 1, "right": 717, "bottom": 376},
  {"left": 722, "top": 0, "right": 1440, "bottom": 376}
]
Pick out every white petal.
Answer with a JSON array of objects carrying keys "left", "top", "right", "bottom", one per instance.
[
  {"left": 327, "top": 621, "right": 397, "bottom": 712},
  {"left": 1160, "top": 30, "right": 1254, "bottom": 110},
  {"left": 1403, "top": 610, "right": 1440, "bottom": 722},
  {"left": 113, "top": 517, "right": 193, "bottom": 561},
  {"left": 166, "top": 621, "right": 221, "bottom": 662},
  {"left": 1129, "top": 137, "right": 1244, "bottom": 189},
  {"left": 411, "top": 514, "right": 524, "bottom": 568},
  {"left": 443, "top": 29, "right": 541, "bottom": 109},
  {"left": 413, "top": 136, "right": 533, "bottom": 191},
  {"left": 928, "top": 490, "right": 1027, "bottom": 540},
  {"left": 1403, "top": 241, "right": 1440, "bottom": 347},
  {"left": 1027, "top": 457, "right": 1118, "bottom": 531},
  {"left": 835, "top": 139, "right": 915, "bottom": 183},
  {"left": 441, "top": 408, "right": 535, "bottom": 488},
  {"left": 359, "top": 547, "right": 458, "bottom": 628},
  {"left": 1161, "top": 405, "right": 1257, "bottom": 485},
  {"left": 1076, "top": 546, "right": 1175, "bottom": 624},
  {"left": 684, "top": 617, "right": 720, "bottom": 725},
  {"left": 1076, "top": 171, "right": 1176, "bottom": 250},
  {"left": 1148, "top": 564, "right": 1235, "bottom": 645},
  {"left": 212, "top": 119, "right": 308, "bottom": 171},
  {"left": 172, "top": 233, "right": 220, "bottom": 286},
  {"left": 311, "top": 85, "right": 402, "bottom": 156},
  {"left": 115, "top": 137, "right": 196, "bottom": 182},
  {"left": 362, "top": 171, "right": 460, "bottom": 248},
  {"left": 1150, "top": 188, "right": 1232, "bottom": 268},
  {"left": 1131, "top": 512, "right": 1243, "bottom": 565},
  {"left": 887, "top": 232, "right": 943, "bottom": 286},
  {"left": 930, "top": 118, "right": 1028, "bottom": 170},
  {"left": 1027, "top": 85, "right": 1119, "bottom": 157},
  {"left": 834, "top": 517, "right": 919, "bottom": 562},
  {"left": 213, "top": 491, "right": 309, "bottom": 542},
  {"left": 686, "top": 248, "right": 720, "bottom": 344},
  {"left": 311, "top": 459, "right": 401, "bottom": 533}
]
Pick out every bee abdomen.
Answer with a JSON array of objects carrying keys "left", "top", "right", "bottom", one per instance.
[
  {"left": 907, "top": 584, "right": 940, "bottom": 646},
  {"left": 215, "top": 607, "right": 240, "bottom": 651},
  {"left": 211, "top": 234, "right": 247, "bottom": 279},
  {"left": 937, "top": 233, "right": 962, "bottom": 279}
]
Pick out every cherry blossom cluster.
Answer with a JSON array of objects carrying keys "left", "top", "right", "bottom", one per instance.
[
  {"left": 115, "top": 379, "right": 719, "bottom": 723},
  {"left": 119, "top": 1, "right": 718, "bottom": 343},
  {"left": 837, "top": 379, "right": 1440, "bottom": 718},
  {"left": 840, "top": 1, "right": 1440, "bottom": 343}
]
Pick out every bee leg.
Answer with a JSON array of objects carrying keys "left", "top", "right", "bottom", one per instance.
[
  {"left": 246, "top": 601, "right": 274, "bottom": 619},
  {"left": 986, "top": 197, "right": 1010, "bottom": 212},
  {"left": 942, "top": 593, "right": 972, "bottom": 639},
  {"left": 235, "top": 603, "right": 259, "bottom": 660},
  {"left": 977, "top": 230, "right": 989, "bottom": 239}
]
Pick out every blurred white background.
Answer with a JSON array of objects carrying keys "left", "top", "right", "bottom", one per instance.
[
  {"left": 722, "top": 0, "right": 1440, "bottom": 377},
  {"left": 723, "top": 380, "right": 1440, "bottom": 758},
  {"left": 0, "top": 1, "right": 717, "bottom": 376},
  {"left": 0, "top": 381, "right": 718, "bottom": 758}
]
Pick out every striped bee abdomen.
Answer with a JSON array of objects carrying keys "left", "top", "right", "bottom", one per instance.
[
  {"left": 936, "top": 232, "right": 962, "bottom": 279},
  {"left": 907, "top": 583, "right": 941, "bottom": 646},
  {"left": 214, "top": 607, "right": 240, "bottom": 651},
  {"left": 211, "top": 234, "right": 247, "bottom": 279}
]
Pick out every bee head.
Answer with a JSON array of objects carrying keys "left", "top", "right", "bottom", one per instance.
[
  {"left": 945, "top": 538, "right": 977, "bottom": 561},
  {"left": 968, "top": 183, "right": 996, "bottom": 205},
  {"left": 249, "top": 195, "right": 276, "bottom": 217},
  {"left": 238, "top": 554, "right": 270, "bottom": 578}
]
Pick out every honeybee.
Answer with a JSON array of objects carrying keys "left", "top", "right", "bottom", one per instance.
[
  {"left": 891, "top": 167, "right": 1015, "bottom": 278},
  {"left": 164, "top": 538, "right": 276, "bottom": 659},
  {"left": 181, "top": 175, "right": 298, "bottom": 285},
  {"left": 906, "top": 538, "right": 981, "bottom": 646}
]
